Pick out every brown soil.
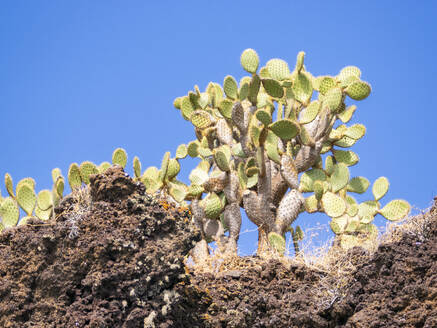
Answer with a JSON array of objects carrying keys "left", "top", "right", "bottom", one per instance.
[{"left": 0, "top": 166, "right": 435, "bottom": 327}]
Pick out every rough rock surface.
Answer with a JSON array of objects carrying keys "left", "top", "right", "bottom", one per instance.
[
  {"left": 0, "top": 167, "right": 205, "bottom": 328},
  {"left": 0, "top": 166, "right": 435, "bottom": 327}
]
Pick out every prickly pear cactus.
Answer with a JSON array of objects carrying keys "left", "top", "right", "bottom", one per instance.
[{"left": 151, "top": 48, "right": 411, "bottom": 261}]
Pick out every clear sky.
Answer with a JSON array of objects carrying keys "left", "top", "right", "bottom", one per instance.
[{"left": 1, "top": 1, "right": 436, "bottom": 255}]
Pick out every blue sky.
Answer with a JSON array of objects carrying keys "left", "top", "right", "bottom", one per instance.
[{"left": 1, "top": 1, "right": 436, "bottom": 255}]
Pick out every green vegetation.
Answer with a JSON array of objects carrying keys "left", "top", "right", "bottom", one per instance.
[{"left": 0, "top": 49, "right": 410, "bottom": 263}]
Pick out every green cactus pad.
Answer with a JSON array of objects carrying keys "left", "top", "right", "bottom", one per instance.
[
  {"left": 259, "top": 66, "right": 271, "bottom": 79},
  {"left": 323, "top": 87, "right": 343, "bottom": 112},
  {"left": 142, "top": 176, "right": 162, "bottom": 194},
  {"left": 347, "top": 176, "right": 370, "bottom": 194},
  {"left": 203, "top": 192, "right": 224, "bottom": 219},
  {"left": 187, "top": 141, "right": 200, "bottom": 158},
  {"left": 347, "top": 203, "right": 359, "bottom": 217},
  {"left": 292, "top": 72, "right": 313, "bottom": 104},
  {"left": 255, "top": 109, "right": 272, "bottom": 125},
  {"left": 213, "top": 149, "right": 230, "bottom": 172},
  {"left": 304, "top": 195, "right": 318, "bottom": 213},
  {"left": 333, "top": 149, "right": 359, "bottom": 166},
  {"left": 98, "top": 162, "right": 111, "bottom": 173},
  {"left": 174, "top": 144, "right": 187, "bottom": 159},
  {"left": 241, "top": 49, "right": 259, "bottom": 74},
  {"left": 37, "top": 190, "right": 52, "bottom": 211},
  {"left": 5, "top": 173, "right": 14, "bottom": 198},
  {"left": 313, "top": 180, "right": 324, "bottom": 201},
  {"left": 169, "top": 185, "right": 187, "bottom": 203},
  {"left": 268, "top": 232, "right": 286, "bottom": 254},
  {"left": 198, "top": 147, "right": 213, "bottom": 158},
  {"left": 190, "top": 110, "right": 213, "bottom": 129},
  {"left": 265, "top": 134, "right": 281, "bottom": 164},
  {"left": 295, "top": 51, "right": 305, "bottom": 73},
  {"left": 345, "top": 81, "right": 371, "bottom": 100},
  {"left": 16, "top": 177, "right": 36, "bottom": 194},
  {"left": 197, "top": 160, "right": 211, "bottom": 172},
  {"left": 16, "top": 184, "right": 36, "bottom": 216},
  {"left": 266, "top": 58, "right": 290, "bottom": 81},
  {"left": 187, "top": 184, "right": 204, "bottom": 199},
  {"left": 218, "top": 99, "right": 233, "bottom": 119},
  {"left": 299, "top": 168, "right": 326, "bottom": 192},
  {"left": 330, "top": 215, "right": 348, "bottom": 234},
  {"left": 51, "top": 168, "right": 62, "bottom": 183},
  {"left": 68, "top": 163, "right": 82, "bottom": 190},
  {"left": 159, "top": 152, "right": 170, "bottom": 181},
  {"left": 322, "top": 192, "right": 346, "bottom": 218},
  {"left": 268, "top": 119, "right": 300, "bottom": 140},
  {"left": 181, "top": 96, "right": 195, "bottom": 120},
  {"left": 338, "top": 66, "right": 361, "bottom": 81},
  {"left": 54, "top": 176, "right": 65, "bottom": 199},
  {"left": 262, "top": 78, "right": 284, "bottom": 98},
  {"left": 189, "top": 168, "right": 209, "bottom": 186},
  {"left": 239, "top": 82, "right": 249, "bottom": 100},
  {"left": 223, "top": 75, "right": 238, "bottom": 100},
  {"left": 248, "top": 74, "right": 261, "bottom": 105},
  {"left": 319, "top": 76, "right": 336, "bottom": 95},
  {"left": 324, "top": 156, "right": 335, "bottom": 175},
  {"left": 358, "top": 201, "right": 379, "bottom": 221},
  {"left": 133, "top": 156, "right": 141, "bottom": 179},
  {"left": 294, "top": 225, "right": 304, "bottom": 240},
  {"left": 198, "top": 92, "right": 209, "bottom": 109},
  {"left": 372, "top": 177, "right": 389, "bottom": 201},
  {"left": 79, "top": 161, "right": 98, "bottom": 185},
  {"left": 0, "top": 197, "right": 19, "bottom": 227},
  {"left": 299, "top": 125, "right": 315, "bottom": 146},
  {"left": 379, "top": 199, "right": 410, "bottom": 221},
  {"left": 112, "top": 148, "right": 128, "bottom": 168},
  {"left": 173, "top": 97, "right": 183, "bottom": 109},
  {"left": 345, "top": 124, "right": 366, "bottom": 140},
  {"left": 338, "top": 105, "right": 357, "bottom": 123},
  {"left": 334, "top": 136, "right": 357, "bottom": 148},
  {"left": 35, "top": 206, "right": 52, "bottom": 221},
  {"left": 166, "top": 158, "right": 180, "bottom": 180},
  {"left": 331, "top": 163, "right": 349, "bottom": 193},
  {"left": 299, "top": 100, "right": 320, "bottom": 124}
]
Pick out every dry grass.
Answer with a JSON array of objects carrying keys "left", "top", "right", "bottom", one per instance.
[{"left": 187, "top": 205, "right": 436, "bottom": 310}]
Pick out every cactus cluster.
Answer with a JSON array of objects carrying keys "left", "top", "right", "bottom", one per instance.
[
  {"left": 0, "top": 148, "right": 139, "bottom": 231},
  {"left": 0, "top": 49, "right": 411, "bottom": 262},
  {"left": 152, "top": 48, "right": 412, "bottom": 260}
]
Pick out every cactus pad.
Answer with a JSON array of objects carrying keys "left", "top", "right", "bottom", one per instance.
[
  {"left": 35, "top": 206, "right": 52, "bottom": 221},
  {"left": 159, "top": 152, "right": 170, "bottom": 182},
  {"left": 37, "top": 190, "right": 52, "bottom": 211},
  {"left": 347, "top": 176, "right": 370, "bottom": 194},
  {"left": 240, "top": 48, "right": 259, "bottom": 74},
  {"left": 268, "top": 119, "right": 300, "bottom": 140},
  {"left": 175, "top": 144, "right": 188, "bottom": 159},
  {"left": 345, "top": 81, "right": 371, "bottom": 100},
  {"left": 292, "top": 72, "right": 313, "bottom": 104},
  {"left": 323, "top": 87, "right": 343, "bottom": 112},
  {"left": 203, "top": 192, "right": 224, "bottom": 219},
  {"left": 5, "top": 173, "right": 14, "bottom": 198},
  {"left": 0, "top": 197, "right": 19, "bottom": 227},
  {"left": 372, "top": 177, "right": 389, "bottom": 201},
  {"left": 166, "top": 158, "right": 180, "bottom": 180},
  {"left": 191, "top": 110, "right": 213, "bottom": 129},
  {"left": 262, "top": 78, "right": 284, "bottom": 98},
  {"left": 299, "top": 100, "right": 320, "bottom": 124},
  {"left": 333, "top": 149, "right": 359, "bottom": 166},
  {"left": 266, "top": 58, "right": 290, "bottom": 81},
  {"left": 16, "top": 184, "right": 36, "bottom": 216},
  {"left": 255, "top": 109, "right": 272, "bottom": 125},
  {"left": 345, "top": 124, "right": 366, "bottom": 140},
  {"left": 68, "top": 163, "right": 82, "bottom": 190},
  {"left": 223, "top": 75, "right": 238, "bottom": 100},
  {"left": 268, "top": 232, "right": 286, "bottom": 254},
  {"left": 79, "top": 161, "right": 98, "bottom": 185},
  {"left": 112, "top": 148, "right": 128, "bottom": 168},
  {"left": 299, "top": 168, "right": 326, "bottom": 192},
  {"left": 133, "top": 156, "right": 141, "bottom": 179},
  {"left": 322, "top": 192, "right": 346, "bottom": 218},
  {"left": 331, "top": 163, "right": 350, "bottom": 193},
  {"left": 338, "top": 105, "right": 357, "bottom": 123},
  {"left": 379, "top": 199, "right": 410, "bottom": 221}
]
